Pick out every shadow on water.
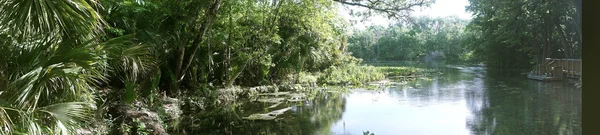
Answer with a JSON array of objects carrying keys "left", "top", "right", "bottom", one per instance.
[
  {"left": 175, "top": 62, "right": 581, "bottom": 135},
  {"left": 177, "top": 89, "right": 348, "bottom": 135},
  {"left": 466, "top": 67, "right": 581, "bottom": 135}
]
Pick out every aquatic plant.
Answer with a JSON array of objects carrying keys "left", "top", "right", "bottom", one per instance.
[
  {"left": 318, "top": 64, "right": 385, "bottom": 85},
  {"left": 376, "top": 66, "right": 423, "bottom": 76},
  {"left": 317, "top": 63, "right": 428, "bottom": 85}
]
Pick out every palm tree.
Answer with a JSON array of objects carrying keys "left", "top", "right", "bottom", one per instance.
[
  {"left": 0, "top": 34, "right": 104, "bottom": 134},
  {"left": 0, "top": 0, "right": 152, "bottom": 134}
]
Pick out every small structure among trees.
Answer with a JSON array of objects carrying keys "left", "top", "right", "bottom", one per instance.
[{"left": 528, "top": 58, "right": 581, "bottom": 81}]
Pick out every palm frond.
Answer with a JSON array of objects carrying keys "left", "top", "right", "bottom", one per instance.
[
  {"left": 0, "top": 101, "right": 93, "bottom": 135},
  {"left": 0, "top": 92, "right": 15, "bottom": 135},
  {"left": 103, "top": 35, "right": 156, "bottom": 82},
  {"left": 0, "top": 0, "right": 105, "bottom": 39},
  {"left": 40, "top": 102, "right": 92, "bottom": 134},
  {"left": 0, "top": 35, "right": 115, "bottom": 134},
  {"left": 5, "top": 37, "right": 106, "bottom": 108}
]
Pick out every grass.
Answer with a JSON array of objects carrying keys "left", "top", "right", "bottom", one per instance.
[
  {"left": 316, "top": 63, "right": 427, "bottom": 85},
  {"left": 318, "top": 64, "right": 385, "bottom": 85},
  {"left": 376, "top": 66, "right": 423, "bottom": 76}
]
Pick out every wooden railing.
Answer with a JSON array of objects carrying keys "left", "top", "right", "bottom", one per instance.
[{"left": 531, "top": 58, "right": 581, "bottom": 79}]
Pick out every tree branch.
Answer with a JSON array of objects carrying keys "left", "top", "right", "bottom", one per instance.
[
  {"left": 333, "top": 0, "right": 430, "bottom": 19},
  {"left": 178, "top": 0, "right": 222, "bottom": 81}
]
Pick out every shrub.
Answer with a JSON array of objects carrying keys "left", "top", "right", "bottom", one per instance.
[
  {"left": 376, "top": 66, "right": 423, "bottom": 76},
  {"left": 318, "top": 64, "right": 385, "bottom": 85}
]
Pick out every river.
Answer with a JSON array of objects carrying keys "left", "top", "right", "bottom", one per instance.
[{"left": 180, "top": 63, "right": 582, "bottom": 135}]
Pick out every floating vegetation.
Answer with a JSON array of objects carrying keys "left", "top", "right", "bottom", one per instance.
[
  {"left": 376, "top": 66, "right": 423, "bottom": 76},
  {"left": 242, "top": 107, "right": 293, "bottom": 120},
  {"left": 267, "top": 102, "right": 282, "bottom": 109},
  {"left": 368, "top": 79, "right": 408, "bottom": 87},
  {"left": 318, "top": 64, "right": 385, "bottom": 85},
  {"left": 257, "top": 98, "right": 286, "bottom": 103},
  {"left": 258, "top": 92, "right": 291, "bottom": 96},
  {"left": 288, "top": 93, "right": 307, "bottom": 102}
]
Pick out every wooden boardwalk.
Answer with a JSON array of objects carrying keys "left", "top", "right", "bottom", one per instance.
[{"left": 528, "top": 58, "right": 581, "bottom": 81}]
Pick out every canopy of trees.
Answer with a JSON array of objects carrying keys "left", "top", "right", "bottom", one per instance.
[
  {"left": 348, "top": 16, "right": 471, "bottom": 62},
  {"left": 348, "top": 0, "right": 582, "bottom": 68},
  {"left": 0, "top": 0, "right": 582, "bottom": 133},
  {"left": 0, "top": 0, "right": 432, "bottom": 134},
  {"left": 464, "top": 0, "right": 582, "bottom": 67}
]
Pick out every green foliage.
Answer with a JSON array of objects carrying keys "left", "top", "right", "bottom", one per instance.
[
  {"left": 149, "top": 71, "right": 161, "bottom": 106},
  {"left": 464, "top": 0, "right": 581, "bottom": 67},
  {"left": 376, "top": 66, "right": 422, "bottom": 76},
  {"left": 348, "top": 16, "right": 471, "bottom": 62},
  {"left": 103, "top": 35, "right": 155, "bottom": 85},
  {"left": 0, "top": 35, "right": 109, "bottom": 134},
  {"left": 294, "top": 72, "right": 320, "bottom": 85},
  {"left": 0, "top": 0, "right": 154, "bottom": 134},
  {"left": 0, "top": 0, "right": 104, "bottom": 40},
  {"left": 459, "top": 51, "right": 476, "bottom": 63},
  {"left": 99, "top": 0, "right": 354, "bottom": 88},
  {"left": 119, "top": 118, "right": 152, "bottom": 135},
  {"left": 0, "top": 0, "right": 445, "bottom": 134},
  {"left": 318, "top": 63, "right": 385, "bottom": 85},
  {"left": 124, "top": 80, "right": 138, "bottom": 104},
  {"left": 132, "top": 118, "right": 152, "bottom": 135},
  {"left": 317, "top": 62, "right": 428, "bottom": 85}
]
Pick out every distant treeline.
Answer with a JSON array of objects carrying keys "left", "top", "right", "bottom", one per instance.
[
  {"left": 348, "top": 16, "right": 473, "bottom": 62},
  {"left": 349, "top": 0, "right": 582, "bottom": 68},
  {"left": 464, "top": 0, "right": 582, "bottom": 67}
]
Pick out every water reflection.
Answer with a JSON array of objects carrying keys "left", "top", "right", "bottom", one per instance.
[
  {"left": 329, "top": 66, "right": 475, "bottom": 135},
  {"left": 329, "top": 65, "right": 580, "bottom": 135},
  {"left": 178, "top": 90, "right": 347, "bottom": 135},
  {"left": 466, "top": 68, "right": 582, "bottom": 135},
  {"left": 178, "top": 65, "right": 581, "bottom": 135}
]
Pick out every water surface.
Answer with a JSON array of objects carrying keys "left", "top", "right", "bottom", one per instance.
[{"left": 182, "top": 64, "right": 582, "bottom": 135}]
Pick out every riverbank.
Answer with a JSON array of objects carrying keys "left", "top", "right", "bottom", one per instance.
[
  {"left": 84, "top": 63, "right": 582, "bottom": 135},
  {"left": 85, "top": 64, "right": 429, "bottom": 135}
]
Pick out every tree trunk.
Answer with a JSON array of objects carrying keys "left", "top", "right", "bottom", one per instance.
[
  {"left": 175, "top": 46, "right": 185, "bottom": 80},
  {"left": 178, "top": 0, "right": 222, "bottom": 82},
  {"left": 225, "top": 6, "right": 233, "bottom": 87},
  {"left": 573, "top": 0, "right": 582, "bottom": 43}
]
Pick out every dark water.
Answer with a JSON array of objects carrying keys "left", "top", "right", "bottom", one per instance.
[{"left": 181, "top": 64, "right": 582, "bottom": 135}]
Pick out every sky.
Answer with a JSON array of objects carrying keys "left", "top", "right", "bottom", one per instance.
[{"left": 338, "top": 0, "right": 473, "bottom": 30}]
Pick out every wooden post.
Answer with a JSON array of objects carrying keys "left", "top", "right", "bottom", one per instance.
[
  {"left": 576, "top": 60, "right": 578, "bottom": 75},
  {"left": 555, "top": 66, "right": 563, "bottom": 79},
  {"left": 569, "top": 61, "right": 575, "bottom": 77},
  {"left": 560, "top": 60, "right": 563, "bottom": 76},
  {"left": 537, "top": 64, "right": 542, "bottom": 76}
]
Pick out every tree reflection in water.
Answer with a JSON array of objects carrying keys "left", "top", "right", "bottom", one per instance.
[
  {"left": 173, "top": 66, "right": 581, "bottom": 135},
  {"left": 177, "top": 89, "right": 347, "bottom": 135},
  {"left": 465, "top": 68, "right": 581, "bottom": 135}
]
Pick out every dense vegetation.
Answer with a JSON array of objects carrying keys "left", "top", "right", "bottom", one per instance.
[
  {"left": 348, "top": 16, "right": 471, "bottom": 62},
  {"left": 348, "top": 0, "right": 582, "bottom": 68},
  {"left": 0, "top": 0, "right": 435, "bottom": 134},
  {"left": 464, "top": 0, "right": 582, "bottom": 67},
  {"left": 0, "top": 0, "right": 582, "bottom": 134}
]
